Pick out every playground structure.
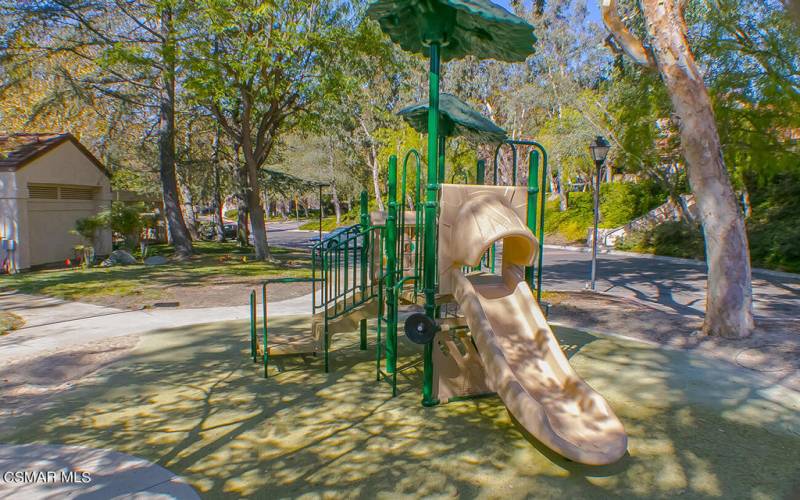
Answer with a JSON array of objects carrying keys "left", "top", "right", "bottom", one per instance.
[{"left": 248, "top": 0, "right": 627, "bottom": 466}]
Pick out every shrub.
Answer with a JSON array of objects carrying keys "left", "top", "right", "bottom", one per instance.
[
  {"left": 747, "top": 172, "right": 800, "bottom": 272},
  {"left": 617, "top": 221, "right": 705, "bottom": 260},
  {"left": 600, "top": 180, "right": 665, "bottom": 228},
  {"left": 543, "top": 196, "right": 594, "bottom": 243},
  {"left": 543, "top": 181, "right": 669, "bottom": 244},
  {"left": 72, "top": 215, "right": 107, "bottom": 266},
  {"left": 109, "top": 203, "right": 145, "bottom": 249}
]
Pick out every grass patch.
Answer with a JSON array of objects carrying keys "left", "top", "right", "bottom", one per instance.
[
  {"left": 0, "top": 312, "right": 24, "bottom": 335},
  {"left": 0, "top": 241, "right": 312, "bottom": 303},
  {"left": 299, "top": 216, "right": 341, "bottom": 232}
]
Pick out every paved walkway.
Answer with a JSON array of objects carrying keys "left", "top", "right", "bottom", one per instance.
[
  {"left": 541, "top": 246, "right": 800, "bottom": 321},
  {"left": 0, "top": 291, "right": 317, "bottom": 364},
  {"left": 0, "top": 444, "right": 199, "bottom": 499}
]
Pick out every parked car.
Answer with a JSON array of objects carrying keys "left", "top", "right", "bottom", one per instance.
[
  {"left": 308, "top": 225, "right": 365, "bottom": 252},
  {"left": 200, "top": 220, "right": 238, "bottom": 240}
]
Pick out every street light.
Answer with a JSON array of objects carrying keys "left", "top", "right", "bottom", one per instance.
[{"left": 588, "top": 136, "right": 611, "bottom": 291}]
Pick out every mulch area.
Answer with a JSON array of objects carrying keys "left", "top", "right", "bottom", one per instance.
[{"left": 547, "top": 290, "right": 800, "bottom": 389}]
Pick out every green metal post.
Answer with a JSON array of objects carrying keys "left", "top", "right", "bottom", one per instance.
[
  {"left": 360, "top": 320, "right": 367, "bottom": 351},
  {"left": 324, "top": 319, "right": 329, "bottom": 373},
  {"left": 376, "top": 254, "right": 383, "bottom": 381},
  {"left": 262, "top": 283, "right": 268, "bottom": 377},
  {"left": 249, "top": 290, "right": 256, "bottom": 363},
  {"left": 525, "top": 151, "right": 539, "bottom": 291},
  {"left": 359, "top": 190, "right": 369, "bottom": 351},
  {"left": 536, "top": 147, "right": 548, "bottom": 304},
  {"left": 511, "top": 146, "right": 518, "bottom": 185},
  {"left": 422, "top": 42, "right": 440, "bottom": 407},
  {"left": 318, "top": 184, "right": 323, "bottom": 243},
  {"left": 385, "top": 155, "right": 398, "bottom": 376}
]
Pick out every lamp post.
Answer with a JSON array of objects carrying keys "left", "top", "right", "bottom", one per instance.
[{"left": 588, "top": 136, "right": 611, "bottom": 291}]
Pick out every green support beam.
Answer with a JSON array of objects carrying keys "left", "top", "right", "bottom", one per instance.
[
  {"left": 385, "top": 155, "right": 398, "bottom": 377},
  {"left": 422, "top": 42, "right": 441, "bottom": 408},
  {"left": 525, "top": 150, "right": 539, "bottom": 290}
]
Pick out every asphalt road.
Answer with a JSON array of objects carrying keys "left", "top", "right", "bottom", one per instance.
[{"left": 268, "top": 220, "right": 800, "bottom": 321}]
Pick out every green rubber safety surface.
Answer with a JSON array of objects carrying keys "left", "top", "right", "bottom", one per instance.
[
  {"left": 398, "top": 93, "right": 507, "bottom": 143},
  {"left": 366, "top": 0, "right": 536, "bottom": 62},
  {"left": 2, "top": 318, "right": 799, "bottom": 498}
]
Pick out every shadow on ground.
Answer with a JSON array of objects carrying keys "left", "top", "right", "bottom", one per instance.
[
  {"left": 2, "top": 317, "right": 799, "bottom": 499},
  {"left": 542, "top": 254, "right": 800, "bottom": 321}
]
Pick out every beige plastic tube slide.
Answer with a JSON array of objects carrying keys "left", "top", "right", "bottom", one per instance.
[{"left": 438, "top": 184, "right": 627, "bottom": 465}]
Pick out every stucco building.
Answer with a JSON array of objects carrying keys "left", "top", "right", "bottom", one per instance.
[{"left": 0, "top": 133, "right": 112, "bottom": 271}]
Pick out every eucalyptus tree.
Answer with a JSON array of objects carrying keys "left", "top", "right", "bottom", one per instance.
[
  {"left": 1, "top": 0, "right": 195, "bottom": 257},
  {"left": 185, "top": 0, "right": 356, "bottom": 260},
  {"left": 601, "top": 0, "right": 754, "bottom": 338},
  {"left": 342, "top": 19, "right": 413, "bottom": 212}
]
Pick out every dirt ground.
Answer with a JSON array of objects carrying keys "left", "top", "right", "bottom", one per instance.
[{"left": 0, "top": 334, "right": 140, "bottom": 432}]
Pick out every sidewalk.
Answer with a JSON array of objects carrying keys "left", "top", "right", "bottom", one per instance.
[
  {"left": 0, "top": 291, "right": 318, "bottom": 364},
  {"left": 0, "top": 444, "right": 199, "bottom": 499}
]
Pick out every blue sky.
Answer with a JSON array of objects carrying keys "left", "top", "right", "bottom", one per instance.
[{"left": 494, "top": 0, "right": 603, "bottom": 22}]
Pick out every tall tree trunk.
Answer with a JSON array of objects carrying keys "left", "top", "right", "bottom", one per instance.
[
  {"left": 639, "top": 0, "right": 753, "bottom": 338},
  {"left": 158, "top": 6, "right": 193, "bottom": 258},
  {"left": 234, "top": 150, "right": 250, "bottom": 247},
  {"left": 212, "top": 127, "right": 225, "bottom": 241},
  {"left": 180, "top": 182, "right": 199, "bottom": 240},
  {"left": 236, "top": 193, "right": 249, "bottom": 247},
  {"left": 557, "top": 167, "right": 569, "bottom": 211},
  {"left": 328, "top": 139, "right": 342, "bottom": 224},
  {"left": 358, "top": 117, "right": 384, "bottom": 211},
  {"left": 237, "top": 206, "right": 249, "bottom": 247},
  {"left": 244, "top": 156, "right": 270, "bottom": 260}
]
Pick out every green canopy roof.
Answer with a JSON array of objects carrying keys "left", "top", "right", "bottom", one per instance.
[
  {"left": 398, "top": 93, "right": 507, "bottom": 143},
  {"left": 366, "top": 0, "right": 536, "bottom": 62}
]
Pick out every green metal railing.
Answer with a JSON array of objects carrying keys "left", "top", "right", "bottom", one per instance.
[
  {"left": 382, "top": 139, "right": 549, "bottom": 407},
  {"left": 249, "top": 190, "right": 384, "bottom": 376},
  {"left": 248, "top": 139, "right": 548, "bottom": 401},
  {"left": 311, "top": 191, "right": 383, "bottom": 373},
  {"left": 375, "top": 150, "right": 425, "bottom": 397}
]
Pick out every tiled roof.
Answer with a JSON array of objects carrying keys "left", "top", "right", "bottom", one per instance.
[{"left": 0, "top": 133, "right": 109, "bottom": 176}]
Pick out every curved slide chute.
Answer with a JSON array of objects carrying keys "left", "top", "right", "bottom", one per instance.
[{"left": 438, "top": 185, "right": 627, "bottom": 465}]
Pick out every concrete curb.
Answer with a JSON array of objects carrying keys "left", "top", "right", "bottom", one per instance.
[{"left": 542, "top": 244, "right": 800, "bottom": 280}]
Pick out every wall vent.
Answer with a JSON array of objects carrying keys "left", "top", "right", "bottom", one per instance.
[
  {"left": 27, "top": 184, "right": 58, "bottom": 199},
  {"left": 28, "top": 184, "right": 97, "bottom": 201},
  {"left": 60, "top": 186, "right": 96, "bottom": 200}
]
